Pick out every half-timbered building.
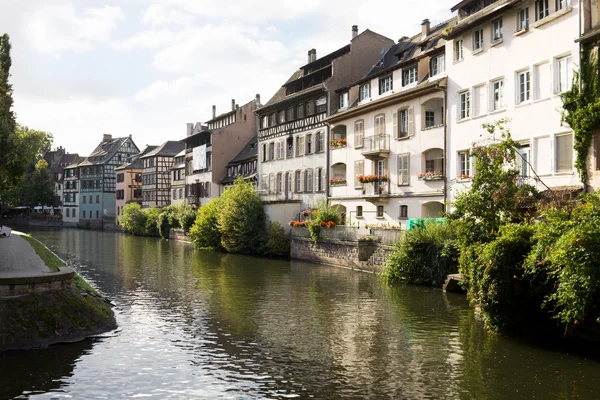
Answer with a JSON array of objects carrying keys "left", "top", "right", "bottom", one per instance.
[
  {"left": 115, "top": 145, "right": 157, "bottom": 222},
  {"left": 78, "top": 134, "right": 140, "bottom": 229},
  {"left": 221, "top": 135, "right": 258, "bottom": 188},
  {"left": 256, "top": 26, "right": 395, "bottom": 228},
  {"left": 170, "top": 150, "right": 186, "bottom": 206},
  {"left": 62, "top": 156, "right": 84, "bottom": 226},
  {"left": 182, "top": 96, "right": 261, "bottom": 206},
  {"left": 141, "top": 141, "right": 186, "bottom": 208}
]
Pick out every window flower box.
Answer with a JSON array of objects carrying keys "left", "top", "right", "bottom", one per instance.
[
  {"left": 358, "top": 174, "right": 388, "bottom": 183},
  {"left": 330, "top": 179, "right": 347, "bottom": 186},
  {"left": 330, "top": 138, "right": 347, "bottom": 148},
  {"left": 418, "top": 171, "right": 444, "bottom": 181},
  {"left": 289, "top": 220, "right": 306, "bottom": 228}
]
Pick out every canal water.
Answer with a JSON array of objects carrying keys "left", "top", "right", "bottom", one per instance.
[{"left": 2, "top": 228, "right": 600, "bottom": 399}]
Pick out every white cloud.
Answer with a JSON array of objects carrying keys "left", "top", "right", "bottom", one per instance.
[
  {"left": 142, "top": 4, "right": 195, "bottom": 26},
  {"left": 25, "top": 4, "right": 124, "bottom": 55},
  {"left": 113, "top": 29, "right": 175, "bottom": 51}
]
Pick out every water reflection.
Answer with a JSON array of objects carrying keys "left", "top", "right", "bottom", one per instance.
[{"left": 5, "top": 228, "right": 600, "bottom": 399}]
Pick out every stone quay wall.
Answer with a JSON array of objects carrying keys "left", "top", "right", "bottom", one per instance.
[{"left": 0, "top": 269, "right": 74, "bottom": 297}]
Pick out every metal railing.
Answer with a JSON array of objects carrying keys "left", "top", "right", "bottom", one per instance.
[
  {"left": 362, "top": 181, "right": 390, "bottom": 195},
  {"left": 361, "top": 135, "right": 390, "bottom": 155},
  {"left": 290, "top": 225, "right": 403, "bottom": 244}
]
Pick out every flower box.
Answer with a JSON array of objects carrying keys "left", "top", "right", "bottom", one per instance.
[
  {"left": 330, "top": 138, "right": 347, "bottom": 148},
  {"left": 330, "top": 179, "right": 347, "bottom": 186},
  {"left": 418, "top": 171, "right": 444, "bottom": 181}
]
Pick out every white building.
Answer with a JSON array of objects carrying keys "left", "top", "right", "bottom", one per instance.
[
  {"left": 445, "top": 0, "right": 580, "bottom": 203},
  {"left": 324, "top": 19, "right": 453, "bottom": 227}
]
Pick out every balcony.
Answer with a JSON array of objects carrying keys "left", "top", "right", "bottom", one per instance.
[
  {"left": 259, "top": 191, "right": 302, "bottom": 203},
  {"left": 361, "top": 135, "right": 390, "bottom": 159},
  {"left": 359, "top": 181, "right": 390, "bottom": 203}
]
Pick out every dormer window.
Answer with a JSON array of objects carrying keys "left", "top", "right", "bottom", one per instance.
[
  {"left": 402, "top": 66, "right": 417, "bottom": 86},
  {"left": 339, "top": 91, "right": 349, "bottom": 109},
  {"left": 359, "top": 83, "right": 370, "bottom": 101},
  {"left": 430, "top": 53, "right": 445, "bottom": 77},
  {"left": 379, "top": 75, "right": 393, "bottom": 95}
]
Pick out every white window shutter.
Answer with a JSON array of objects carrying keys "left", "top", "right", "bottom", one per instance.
[
  {"left": 408, "top": 107, "right": 414, "bottom": 136},
  {"left": 393, "top": 112, "right": 398, "bottom": 139}
]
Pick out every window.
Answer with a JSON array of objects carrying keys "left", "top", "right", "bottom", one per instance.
[
  {"left": 354, "top": 160, "right": 364, "bottom": 188},
  {"left": 66, "top": 208, "right": 70, "bottom": 217},
  {"left": 397, "top": 153, "right": 409, "bottom": 186},
  {"left": 459, "top": 151, "right": 471, "bottom": 178},
  {"left": 83, "top": 195, "right": 86, "bottom": 204},
  {"left": 425, "top": 150, "right": 444, "bottom": 173},
  {"left": 396, "top": 108, "right": 412, "bottom": 138},
  {"left": 296, "top": 136, "right": 305, "bottom": 156},
  {"left": 286, "top": 137, "right": 294, "bottom": 158},
  {"left": 117, "top": 173, "right": 124, "bottom": 182},
  {"left": 379, "top": 75, "right": 393, "bottom": 95},
  {"left": 430, "top": 53, "right": 445, "bottom": 76},
  {"left": 179, "top": 188, "right": 183, "bottom": 199},
  {"left": 286, "top": 107, "right": 294, "bottom": 121},
  {"left": 305, "top": 169, "right": 314, "bottom": 192},
  {"left": 377, "top": 205, "right": 384, "bottom": 217},
  {"left": 295, "top": 170, "right": 302, "bottom": 192},
  {"left": 492, "top": 18, "right": 503, "bottom": 42},
  {"left": 316, "top": 131, "right": 324, "bottom": 153},
  {"left": 376, "top": 159, "right": 387, "bottom": 178},
  {"left": 425, "top": 111, "right": 436, "bottom": 128},
  {"left": 374, "top": 114, "right": 386, "bottom": 136},
  {"left": 96, "top": 195, "right": 100, "bottom": 204},
  {"left": 316, "top": 96, "right": 327, "bottom": 114},
  {"left": 517, "top": 7, "right": 529, "bottom": 31},
  {"left": 359, "top": 83, "right": 370, "bottom": 101},
  {"left": 173, "top": 189, "right": 177, "bottom": 200},
  {"left": 400, "top": 205, "right": 408, "bottom": 219},
  {"left": 491, "top": 79, "right": 504, "bottom": 111},
  {"left": 473, "top": 85, "right": 487, "bottom": 116},
  {"left": 339, "top": 91, "right": 349, "bottom": 109},
  {"left": 261, "top": 116, "right": 269, "bottom": 129},
  {"left": 261, "top": 143, "right": 267, "bottom": 162},
  {"left": 354, "top": 120, "right": 364, "bottom": 148},
  {"left": 402, "top": 66, "right": 417, "bottom": 86},
  {"left": 316, "top": 168, "right": 325, "bottom": 192},
  {"left": 454, "top": 40, "right": 463, "bottom": 62},
  {"left": 269, "top": 142, "right": 275, "bottom": 161},
  {"left": 278, "top": 110, "right": 285, "bottom": 124},
  {"left": 296, "top": 103, "right": 305, "bottom": 119},
  {"left": 518, "top": 144, "right": 531, "bottom": 178},
  {"left": 534, "top": 62, "right": 551, "bottom": 100},
  {"left": 306, "top": 100, "right": 315, "bottom": 116},
  {"left": 459, "top": 90, "right": 471, "bottom": 120},
  {"left": 260, "top": 174, "right": 268, "bottom": 192},
  {"left": 83, "top": 211, "right": 86, "bottom": 219},
  {"left": 535, "top": 136, "right": 552, "bottom": 175},
  {"left": 356, "top": 206, "right": 363, "bottom": 217},
  {"left": 517, "top": 70, "right": 531, "bottom": 104},
  {"left": 473, "top": 29, "right": 483, "bottom": 51},
  {"left": 535, "top": 0, "right": 549, "bottom": 20},
  {"left": 277, "top": 173, "right": 283, "bottom": 194},
  {"left": 96, "top": 210, "right": 99, "bottom": 219},
  {"left": 306, "top": 134, "right": 313, "bottom": 154},
  {"left": 556, "top": 0, "right": 566, "bottom": 11},
  {"left": 556, "top": 55, "right": 572, "bottom": 93},
  {"left": 556, "top": 133, "right": 573, "bottom": 173}
]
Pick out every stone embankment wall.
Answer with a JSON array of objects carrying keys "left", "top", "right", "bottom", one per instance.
[
  {"left": 291, "top": 237, "right": 395, "bottom": 274},
  {"left": 0, "top": 269, "right": 74, "bottom": 297},
  {"left": 169, "top": 228, "right": 190, "bottom": 242}
]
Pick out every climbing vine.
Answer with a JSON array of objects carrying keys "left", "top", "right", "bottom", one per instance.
[{"left": 560, "top": 45, "right": 600, "bottom": 187}]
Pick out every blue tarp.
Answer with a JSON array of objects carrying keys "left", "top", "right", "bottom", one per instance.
[{"left": 405, "top": 218, "right": 447, "bottom": 231}]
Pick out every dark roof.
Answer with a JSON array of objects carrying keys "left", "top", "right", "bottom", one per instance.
[
  {"left": 229, "top": 136, "right": 258, "bottom": 165},
  {"left": 54, "top": 153, "right": 80, "bottom": 175},
  {"left": 141, "top": 141, "right": 185, "bottom": 159},
  {"left": 446, "top": 0, "right": 519, "bottom": 38},
  {"left": 65, "top": 156, "right": 85, "bottom": 169},
  {"left": 116, "top": 145, "right": 158, "bottom": 170},
  {"left": 80, "top": 136, "right": 134, "bottom": 166}
]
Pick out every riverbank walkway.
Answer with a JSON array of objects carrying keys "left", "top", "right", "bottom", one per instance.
[{"left": 0, "top": 233, "right": 54, "bottom": 278}]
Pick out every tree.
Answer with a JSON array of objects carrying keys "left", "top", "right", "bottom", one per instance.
[
  {"left": 0, "top": 34, "right": 17, "bottom": 194},
  {"left": 19, "top": 160, "right": 59, "bottom": 207}
]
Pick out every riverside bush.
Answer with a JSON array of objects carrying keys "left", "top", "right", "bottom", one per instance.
[
  {"left": 385, "top": 222, "right": 457, "bottom": 286},
  {"left": 305, "top": 200, "right": 341, "bottom": 243},
  {"left": 119, "top": 203, "right": 147, "bottom": 236},
  {"left": 265, "top": 222, "right": 290, "bottom": 257},
  {"left": 188, "top": 198, "right": 222, "bottom": 249},
  {"left": 144, "top": 207, "right": 161, "bottom": 237},
  {"left": 178, "top": 206, "right": 198, "bottom": 232}
]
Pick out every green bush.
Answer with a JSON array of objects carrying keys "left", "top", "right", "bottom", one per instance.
[
  {"left": 144, "top": 207, "right": 161, "bottom": 237},
  {"left": 218, "top": 177, "right": 266, "bottom": 254},
  {"left": 178, "top": 206, "right": 198, "bottom": 232},
  {"left": 306, "top": 200, "right": 341, "bottom": 243},
  {"left": 265, "top": 222, "right": 290, "bottom": 257},
  {"left": 524, "top": 194, "right": 600, "bottom": 326},
  {"left": 462, "top": 223, "right": 538, "bottom": 335},
  {"left": 119, "top": 203, "right": 147, "bottom": 236},
  {"left": 188, "top": 198, "right": 222, "bottom": 249},
  {"left": 384, "top": 222, "right": 457, "bottom": 286}
]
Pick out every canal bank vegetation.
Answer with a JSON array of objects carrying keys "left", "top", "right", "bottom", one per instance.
[
  {"left": 188, "top": 177, "right": 290, "bottom": 257},
  {"left": 119, "top": 203, "right": 198, "bottom": 238},
  {"left": 386, "top": 120, "right": 600, "bottom": 338}
]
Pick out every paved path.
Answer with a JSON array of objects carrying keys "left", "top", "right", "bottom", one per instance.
[{"left": 0, "top": 233, "right": 53, "bottom": 278}]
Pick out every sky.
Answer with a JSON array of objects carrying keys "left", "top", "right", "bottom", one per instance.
[{"left": 2, "top": 0, "right": 457, "bottom": 156}]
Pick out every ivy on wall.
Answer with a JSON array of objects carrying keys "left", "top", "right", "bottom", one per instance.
[{"left": 560, "top": 45, "right": 600, "bottom": 187}]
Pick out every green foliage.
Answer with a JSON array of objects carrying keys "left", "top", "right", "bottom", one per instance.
[
  {"left": 188, "top": 198, "right": 222, "bottom": 249},
  {"left": 119, "top": 203, "right": 148, "bottom": 236},
  {"left": 157, "top": 205, "right": 179, "bottom": 238},
  {"left": 17, "top": 159, "right": 59, "bottom": 207},
  {"left": 0, "top": 34, "right": 16, "bottom": 195},
  {"left": 524, "top": 194, "right": 600, "bottom": 326},
  {"left": 449, "top": 119, "right": 538, "bottom": 246},
  {"left": 217, "top": 177, "right": 266, "bottom": 254},
  {"left": 265, "top": 222, "right": 290, "bottom": 257},
  {"left": 385, "top": 222, "right": 458, "bottom": 286},
  {"left": 305, "top": 200, "right": 341, "bottom": 243},
  {"left": 144, "top": 207, "right": 161, "bottom": 237},
  {"left": 177, "top": 206, "right": 198, "bottom": 232},
  {"left": 560, "top": 45, "right": 600, "bottom": 186},
  {"left": 462, "top": 224, "right": 538, "bottom": 335}
]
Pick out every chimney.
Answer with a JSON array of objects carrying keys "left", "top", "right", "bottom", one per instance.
[
  {"left": 307, "top": 49, "right": 312, "bottom": 64},
  {"left": 212, "top": 105, "right": 216, "bottom": 119},
  {"left": 311, "top": 48, "right": 317, "bottom": 62},
  {"left": 421, "top": 19, "right": 430, "bottom": 38},
  {"left": 186, "top": 123, "right": 193, "bottom": 137},
  {"left": 103, "top": 134, "right": 112, "bottom": 141},
  {"left": 236, "top": 104, "right": 239, "bottom": 109},
  {"left": 352, "top": 25, "right": 358, "bottom": 39},
  {"left": 231, "top": 99, "right": 235, "bottom": 111},
  {"left": 399, "top": 36, "right": 409, "bottom": 42},
  {"left": 255, "top": 93, "right": 261, "bottom": 104}
]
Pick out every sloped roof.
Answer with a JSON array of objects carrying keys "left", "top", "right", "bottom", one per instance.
[
  {"left": 64, "top": 156, "right": 85, "bottom": 170},
  {"left": 141, "top": 141, "right": 185, "bottom": 159},
  {"left": 54, "top": 153, "right": 80, "bottom": 175},
  {"left": 79, "top": 136, "right": 132, "bottom": 166},
  {"left": 229, "top": 135, "right": 258, "bottom": 165},
  {"left": 446, "top": 0, "right": 519, "bottom": 38},
  {"left": 116, "top": 145, "right": 158, "bottom": 170}
]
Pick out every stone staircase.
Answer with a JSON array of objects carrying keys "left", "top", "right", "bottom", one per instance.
[{"left": 365, "top": 244, "right": 396, "bottom": 271}]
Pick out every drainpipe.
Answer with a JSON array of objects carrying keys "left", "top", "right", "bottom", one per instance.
[
  {"left": 442, "top": 83, "right": 449, "bottom": 211},
  {"left": 579, "top": 0, "right": 589, "bottom": 193}
]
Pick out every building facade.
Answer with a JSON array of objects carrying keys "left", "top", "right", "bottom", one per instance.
[
  {"left": 256, "top": 26, "right": 395, "bottom": 228},
  {"left": 62, "top": 157, "right": 83, "bottom": 226},
  {"left": 115, "top": 145, "right": 157, "bottom": 222},
  {"left": 78, "top": 134, "right": 140, "bottom": 228},
  {"left": 324, "top": 19, "right": 453, "bottom": 227},
  {"left": 221, "top": 136, "right": 258, "bottom": 189},
  {"left": 445, "top": 0, "right": 580, "bottom": 205},
  {"left": 170, "top": 150, "right": 186, "bottom": 206},
  {"left": 182, "top": 97, "right": 261, "bottom": 206},
  {"left": 141, "top": 141, "right": 186, "bottom": 208}
]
